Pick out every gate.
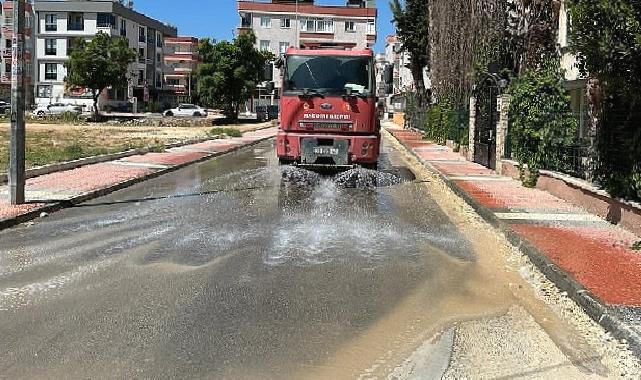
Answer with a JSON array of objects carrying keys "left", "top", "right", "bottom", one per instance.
[{"left": 474, "top": 78, "right": 499, "bottom": 170}]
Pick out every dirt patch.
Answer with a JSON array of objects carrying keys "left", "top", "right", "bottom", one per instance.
[{"left": 0, "top": 121, "right": 271, "bottom": 171}]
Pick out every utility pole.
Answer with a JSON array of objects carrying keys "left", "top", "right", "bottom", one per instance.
[
  {"left": 9, "top": 0, "right": 26, "bottom": 205},
  {"left": 295, "top": 0, "right": 299, "bottom": 48}
]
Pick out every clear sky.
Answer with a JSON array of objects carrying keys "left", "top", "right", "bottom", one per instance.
[{"left": 130, "top": 0, "right": 395, "bottom": 52}]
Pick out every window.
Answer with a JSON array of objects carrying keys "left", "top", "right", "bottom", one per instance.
[
  {"left": 97, "top": 13, "right": 115, "bottom": 28},
  {"left": 120, "top": 19, "right": 127, "bottom": 36},
  {"left": 260, "top": 17, "right": 271, "bottom": 28},
  {"left": 156, "top": 33, "right": 162, "bottom": 48},
  {"left": 316, "top": 19, "right": 334, "bottom": 33},
  {"left": 5, "top": 61, "right": 11, "bottom": 74},
  {"left": 367, "top": 19, "right": 375, "bottom": 34},
  {"left": 67, "top": 12, "right": 84, "bottom": 31},
  {"left": 280, "top": 18, "right": 291, "bottom": 28},
  {"left": 67, "top": 37, "right": 80, "bottom": 55},
  {"left": 45, "top": 63, "right": 57, "bottom": 80},
  {"left": 45, "top": 14, "right": 57, "bottom": 31},
  {"left": 284, "top": 55, "right": 372, "bottom": 95},
  {"left": 345, "top": 21, "right": 356, "bottom": 32},
  {"left": 5, "top": 39, "right": 11, "bottom": 49},
  {"left": 259, "top": 40, "right": 270, "bottom": 52},
  {"left": 240, "top": 12, "right": 252, "bottom": 28},
  {"left": 45, "top": 39, "right": 56, "bottom": 55},
  {"left": 139, "top": 47, "right": 145, "bottom": 63},
  {"left": 139, "top": 26, "right": 146, "bottom": 43},
  {"left": 37, "top": 85, "right": 52, "bottom": 98},
  {"left": 300, "top": 18, "right": 316, "bottom": 32},
  {"left": 156, "top": 73, "right": 162, "bottom": 88},
  {"left": 156, "top": 52, "right": 161, "bottom": 62},
  {"left": 279, "top": 42, "right": 289, "bottom": 54},
  {"left": 138, "top": 70, "right": 144, "bottom": 85}
]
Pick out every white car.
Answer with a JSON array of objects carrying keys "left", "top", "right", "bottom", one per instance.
[
  {"left": 33, "top": 103, "right": 83, "bottom": 117},
  {"left": 163, "top": 104, "right": 207, "bottom": 118}
]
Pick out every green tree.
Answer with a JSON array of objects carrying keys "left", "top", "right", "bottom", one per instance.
[
  {"left": 508, "top": 60, "right": 578, "bottom": 187},
  {"left": 390, "top": 0, "right": 430, "bottom": 105},
  {"left": 197, "top": 33, "right": 273, "bottom": 121},
  {"left": 64, "top": 31, "right": 136, "bottom": 119},
  {"left": 567, "top": 0, "right": 641, "bottom": 200}
]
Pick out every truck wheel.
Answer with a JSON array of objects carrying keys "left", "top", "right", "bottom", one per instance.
[
  {"left": 362, "top": 163, "right": 378, "bottom": 171},
  {"left": 278, "top": 158, "right": 294, "bottom": 166}
]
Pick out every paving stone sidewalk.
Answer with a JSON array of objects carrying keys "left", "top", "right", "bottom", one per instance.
[
  {"left": 0, "top": 127, "right": 277, "bottom": 228},
  {"left": 386, "top": 124, "right": 641, "bottom": 354}
]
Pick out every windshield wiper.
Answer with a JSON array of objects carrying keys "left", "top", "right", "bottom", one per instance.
[{"left": 299, "top": 89, "right": 326, "bottom": 98}]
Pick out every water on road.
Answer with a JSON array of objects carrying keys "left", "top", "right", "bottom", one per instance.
[{"left": 0, "top": 139, "right": 638, "bottom": 379}]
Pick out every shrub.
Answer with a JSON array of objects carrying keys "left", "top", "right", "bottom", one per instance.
[
  {"left": 508, "top": 60, "right": 578, "bottom": 187},
  {"left": 209, "top": 127, "right": 242, "bottom": 138}
]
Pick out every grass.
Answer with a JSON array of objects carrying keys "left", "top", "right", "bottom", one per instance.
[
  {"left": 0, "top": 128, "right": 167, "bottom": 172},
  {"left": 208, "top": 127, "right": 243, "bottom": 138}
]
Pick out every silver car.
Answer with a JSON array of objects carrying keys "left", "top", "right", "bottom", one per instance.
[{"left": 33, "top": 103, "right": 83, "bottom": 117}]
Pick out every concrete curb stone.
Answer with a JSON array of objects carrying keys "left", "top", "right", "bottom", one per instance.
[
  {"left": 0, "top": 132, "right": 275, "bottom": 232},
  {"left": 383, "top": 127, "right": 641, "bottom": 357}
]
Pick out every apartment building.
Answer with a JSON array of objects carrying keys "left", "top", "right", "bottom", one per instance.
[
  {"left": 381, "top": 35, "right": 413, "bottom": 113},
  {"left": 163, "top": 36, "right": 199, "bottom": 104},
  {"left": 33, "top": 0, "right": 177, "bottom": 110},
  {"left": 558, "top": 0, "right": 588, "bottom": 138},
  {"left": 237, "top": 0, "right": 377, "bottom": 109},
  {"left": 0, "top": 0, "right": 35, "bottom": 104}
]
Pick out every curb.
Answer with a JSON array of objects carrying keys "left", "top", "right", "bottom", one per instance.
[
  {"left": 0, "top": 133, "right": 275, "bottom": 232},
  {"left": 383, "top": 128, "right": 641, "bottom": 357},
  {"left": 0, "top": 122, "right": 274, "bottom": 184}
]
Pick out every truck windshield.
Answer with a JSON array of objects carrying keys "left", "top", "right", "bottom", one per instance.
[{"left": 284, "top": 55, "right": 372, "bottom": 96}]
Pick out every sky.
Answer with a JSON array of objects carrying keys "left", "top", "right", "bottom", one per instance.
[{"left": 130, "top": 0, "right": 395, "bottom": 52}]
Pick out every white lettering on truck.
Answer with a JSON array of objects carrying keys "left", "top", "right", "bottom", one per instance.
[{"left": 303, "top": 113, "right": 351, "bottom": 120}]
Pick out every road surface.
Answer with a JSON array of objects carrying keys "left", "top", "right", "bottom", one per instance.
[{"left": 0, "top": 138, "right": 638, "bottom": 379}]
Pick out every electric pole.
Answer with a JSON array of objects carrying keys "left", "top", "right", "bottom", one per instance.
[{"left": 9, "top": 0, "right": 26, "bottom": 205}]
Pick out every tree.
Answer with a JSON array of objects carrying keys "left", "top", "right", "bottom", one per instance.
[
  {"left": 567, "top": 0, "right": 641, "bottom": 200},
  {"left": 64, "top": 32, "right": 136, "bottom": 119},
  {"left": 390, "top": 0, "right": 430, "bottom": 106},
  {"left": 197, "top": 33, "right": 273, "bottom": 121}
]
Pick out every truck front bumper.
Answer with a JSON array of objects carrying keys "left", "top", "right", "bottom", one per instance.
[{"left": 276, "top": 132, "right": 380, "bottom": 165}]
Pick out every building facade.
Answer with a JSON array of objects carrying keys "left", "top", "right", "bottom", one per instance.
[
  {"left": 163, "top": 36, "right": 199, "bottom": 105},
  {"left": 0, "top": 0, "right": 35, "bottom": 104},
  {"left": 237, "top": 0, "right": 377, "bottom": 110},
  {"left": 381, "top": 35, "right": 413, "bottom": 113},
  {"left": 558, "top": 0, "right": 588, "bottom": 139},
  {"left": 32, "top": 0, "right": 177, "bottom": 110}
]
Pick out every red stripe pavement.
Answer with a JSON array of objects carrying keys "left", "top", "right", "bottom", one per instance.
[
  {"left": 0, "top": 127, "right": 277, "bottom": 226},
  {"left": 387, "top": 124, "right": 641, "bottom": 309}
]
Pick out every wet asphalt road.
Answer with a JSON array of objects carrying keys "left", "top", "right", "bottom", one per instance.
[{"left": 0, "top": 139, "right": 637, "bottom": 379}]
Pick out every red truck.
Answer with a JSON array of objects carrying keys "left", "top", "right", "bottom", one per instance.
[{"left": 276, "top": 46, "right": 380, "bottom": 170}]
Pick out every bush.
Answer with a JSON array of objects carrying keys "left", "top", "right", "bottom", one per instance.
[
  {"left": 508, "top": 60, "right": 578, "bottom": 187},
  {"left": 208, "top": 127, "right": 242, "bottom": 138}
]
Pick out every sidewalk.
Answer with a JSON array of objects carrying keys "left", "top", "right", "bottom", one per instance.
[
  {"left": 385, "top": 123, "right": 641, "bottom": 354},
  {"left": 0, "top": 127, "right": 277, "bottom": 230}
]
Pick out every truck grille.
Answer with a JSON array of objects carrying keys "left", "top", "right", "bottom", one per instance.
[{"left": 300, "top": 122, "right": 353, "bottom": 131}]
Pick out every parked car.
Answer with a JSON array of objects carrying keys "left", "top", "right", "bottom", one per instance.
[
  {"left": 256, "top": 105, "right": 279, "bottom": 121},
  {"left": 0, "top": 100, "right": 11, "bottom": 115},
  {"left": 33, "top": 103, "right": 83, "bottom": 117},
  {"left": 163, "top": 104, "right": 207, "bottom": 117},
  {"left": 103, "top": 101, "right": 134, "bottom": 113}
]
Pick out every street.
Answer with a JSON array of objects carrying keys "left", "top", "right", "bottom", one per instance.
[{"left": 0, "top": 138, "right": 637, "bottom": 379}]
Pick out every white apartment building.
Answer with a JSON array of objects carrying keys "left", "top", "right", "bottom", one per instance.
[
  {"left": 33, "top": 0, "right": 177, "bottom": 110},
  {"left": 237, "top": 0, "right": 377, "bottom": 108},
  {"left": 558, "top": 0, "right": 588, "bottom": 138}
]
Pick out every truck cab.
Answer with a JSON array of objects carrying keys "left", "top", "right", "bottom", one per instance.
[{"left": 276, "top": 46, "right": 380, "bottom": 169}]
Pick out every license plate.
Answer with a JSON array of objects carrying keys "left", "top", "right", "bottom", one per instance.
[{"left": 313, "top": 147, "right": 339, "bottom": 156}]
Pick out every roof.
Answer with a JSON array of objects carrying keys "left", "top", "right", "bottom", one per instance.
[
  {"left": 238, "top": 1, "right": 377, "bottom": 18},
  {"left": 286, "top": 47, "right": 373, "bottom": 57}
]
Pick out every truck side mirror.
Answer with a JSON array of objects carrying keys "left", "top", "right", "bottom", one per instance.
[{"left": 275, "top": 57, "right": 284, "bottom": 69}]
